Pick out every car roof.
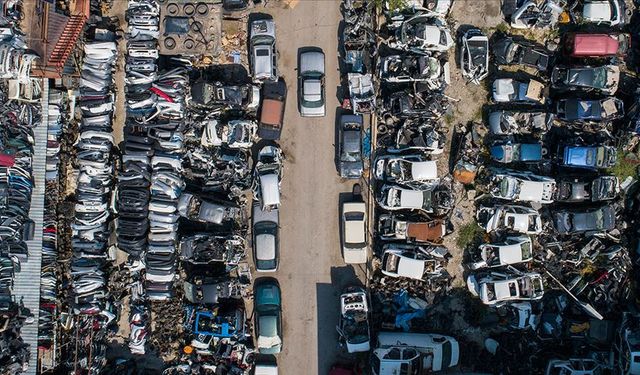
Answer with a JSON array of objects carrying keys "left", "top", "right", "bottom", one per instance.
[
  {"left": 572, "top": 34, "right": 619, "bottom": 56},
  {"left": 411, "top": 161, "right": 438, "bottom": 180},
  {"left": 300, "top": 51, "right": 325, "bottom": 74},
  {"left": 397, "top": 256, "right": 425, "bottom": 279},
  {"left": 256, "top": 280, "right": 281, "bottom": 306},
  {"left": 261, "top": 98, "right": 284, "bottom": 126},
  {"left": 256, "top": 234, "right": 276, "bottom": 261}
]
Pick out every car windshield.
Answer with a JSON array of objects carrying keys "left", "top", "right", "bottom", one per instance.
[
  {"left": 500, "top": 178, "right": 512, "bottom": 197},
  {"left": 442, "top": 341, "right": 453, "bottom": 368},
  {"left": 256, "top": 258, "right": 276, "bottom": 270},
  {"left": 592, "top": 67, "right": 607, "bottom": 89},
  {"left": 595, "top": 147, "right": 605, "bottom": 167},
  {"left": 520, "top": 241, "right": 532, "bottom": 259}
]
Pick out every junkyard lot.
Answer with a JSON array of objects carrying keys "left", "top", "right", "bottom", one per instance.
[{"left": 261, "top": 1, "right": 366, "bottom": 374}]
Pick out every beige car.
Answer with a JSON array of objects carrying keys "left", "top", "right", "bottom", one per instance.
[{"left": 342, "top": 201, "right": 368, "bottom": 264}]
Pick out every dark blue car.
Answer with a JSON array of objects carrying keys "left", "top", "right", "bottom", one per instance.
[{"left": 562, "top": 145, "right": 617, "bottom": 169}]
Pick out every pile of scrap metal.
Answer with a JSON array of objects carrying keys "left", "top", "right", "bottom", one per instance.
[
  {"left": 60, "top": 27, "right": 120, "bottom": 373},
  {"left": 341, "top": 0, "right": 376, "bottom": 113},
  {"left": 182, "top": 302, "right": 254, "bottom": 370},
  {"left": 368, "top": 2, "right": 457, "bottom": 340}
]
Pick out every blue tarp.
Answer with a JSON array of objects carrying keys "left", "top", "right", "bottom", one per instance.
[{"left": 393, "top": 289, "right": 426, "bottom": 332}]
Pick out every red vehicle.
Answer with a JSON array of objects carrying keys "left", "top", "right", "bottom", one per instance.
[{"left": 565, "top": 33, "right": 630, "bottom": 57}]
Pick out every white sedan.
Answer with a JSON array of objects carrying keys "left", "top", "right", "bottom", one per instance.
[{"left": 341, "top": 201, "right": 368, "bottom": 264}]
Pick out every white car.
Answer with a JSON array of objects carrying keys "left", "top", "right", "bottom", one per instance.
[
  {"left": 477, "top": 205, "right": 543, "bottom": 234},
  {"left": 391, "top": 14, "right": 454, "bottom": 52},
  {"left": 470, "top": 235, "right": 533, "bottom": 269},
  {"left": 467, "top": 272, "right": 544, "bottom": 306},
  {"left": 381, "top": 244, "right": 449, "bottom": 280},
  {"left": 253, "top": 146, "right": 284, "bottom": 211},
  {"left": 298, "top": 50, "right": 326, "bottom": 117},
  {"left": 582, "top": 0, "right": 626, "bottom": 26},
  {"left": 341, "top": 201, "right": 367, "bottom": 264},
  {"left": 337, "top": 287, "right": 370, "bottom": 353},
  {"left": 374, "top": 155, "right": 438, "bottom": 185},
  {"left": 489, "top": 171, "right": 556, "bottom": 204},
  {"left": 376, "top": 184, "right": 452, "bottom": 216},
  {"left": 250, "top": 19, "right": 278, "bottom": 81}
]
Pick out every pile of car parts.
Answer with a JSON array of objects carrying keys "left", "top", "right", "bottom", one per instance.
[{"left": 65, "top": 32, "right": 119, "bottom": 373}]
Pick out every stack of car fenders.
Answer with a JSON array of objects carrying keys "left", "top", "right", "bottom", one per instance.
[{"left": 68, "top": 32, "right": 118, "bottom": 373}]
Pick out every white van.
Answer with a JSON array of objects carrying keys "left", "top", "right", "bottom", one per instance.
[{"left": 372, "top": 332, "right": 460, "bottom": 374}]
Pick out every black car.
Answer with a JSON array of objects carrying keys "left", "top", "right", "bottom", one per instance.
[
  {"left": 550, "top": 65, "right": 619, "bottom": 95},
  {"left": 492, "top": 34, "right": 551, "bottom": 72},
  {"left": 552, "top": 205, "right": 616, "bottom": 235}
]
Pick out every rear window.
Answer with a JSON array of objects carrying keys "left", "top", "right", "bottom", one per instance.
[{"left": 256, "top": 49, "right": 270, "bottom": 57}]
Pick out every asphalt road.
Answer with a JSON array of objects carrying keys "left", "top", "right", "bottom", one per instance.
[{"left": 259, "top": 1, "right": 367, "bottom": 374}]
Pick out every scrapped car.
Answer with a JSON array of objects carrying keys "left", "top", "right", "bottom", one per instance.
[
  {"left": 253, "top": 203, "right": 279, "bottom": 272},
  {"left": 372, "top": 332, "right": 460, "bottom": 374},
  {"left": 347, "top": 73, "right": 375, "bottom": 114},
  {"left": 564, "top": 32, "right": 630, "bottom": 58},
  {"left": 556, "top": 175, "right": 619, "bottom": 202},
  {"left": 374, "top": 154, "right": 438, "bottom": 185},
  {"left": 298, "top": 49, "right": 326, "bottom": 117},
  {"left": 341, "top": 201, "right": 367, "bottom": 264},
  {"left": 390, "top": 14, "right": 454, "bottom": 52},
  {"left": 177, "top": 193, "right": 241, "bottom": 225},
  {"left": 337, "top": 287, "right": 370, "bottom": 353},
  {"left": 492, "top": 78, "right": 545, "bottom": 104},
  {"left": 552, "top": 204, "right": 616, "bottom": 235},
  {"left": 180, "top": 234, "right": 246, "bottom": 265},
  {"left": 477, "top": 205, "right": 543, "bottom": 235},
  {"left": 259, "top": 81, "right": 287, "bottom": 140},
  {"left": 250, "top": 19, "right": 278, "bottom": 81},
  {"left": 505, "top": 302, "right": 539, "bottom": 330},
  {"left": 389, "top": 121, "right": 445, "bottom": 155},
  {"left": 488, "top": 110, "right": 554, "bottom": 136},
  {"left": 378, "top": 214, "right": 446, "bottom": 243},
  {"left": 183, "top": 279, "right": 232, "bottom": 305},
  {"left": 556, "top": 97, "right": 624, "bottom": 122},
  {"left": 492, "top": 34, "right": 551, "bottom": 72},
  {"left": 581, "top": 0, "right": 626, "bottom": 26},
  {"left": 381, "top": 244, "right": 449, "bottom": 280},
  {"left": 253, "top": 146, "right": 284, "bottom": 210},
  {"left": 378, "top": 54, "right": 450, "bottom": 90},
  {"left": 467, "top": 272, "right": 544, "bottom": 305},
  {"left": 376, "top": 183, "right": 453, "bottom": 216},
  {"left": 460, "top": 28, "right": 489, "bottom": 84},
  {"left": 507, "top": 0, "right": 564, "bottom": 29},
  {"left": 545, "top": 359, "right": 602, "bottom": 375},
  {"left": 490, "top": 142, "right": 544, "bottom": 164},
  {"left": 561, "top": 145, "right": 617, "bottom": 169},
  {"left": 489, "top": 171, "right": 556, "bottom": 204},
  {"left": 551, "top": 65, "right": 619, "bottom": 95},
  {"left": 469, "top": 235, "right": 533, "bottom": 270},
  {"left": 189, "top": 81, "right": 260, "bottom": 111},
  {"left": 338, "top": 114, "right": 364, "bottom": 179},
  {"left": 201, "top": 119, "right": 257, "bottom": 149},
  {"left": 254, "top": 278, "right": 282, "bottom": 354}
]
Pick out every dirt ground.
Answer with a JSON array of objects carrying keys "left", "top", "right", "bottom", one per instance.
[{"left": 260, "top": 1, "right": 367, "bottom": 374}]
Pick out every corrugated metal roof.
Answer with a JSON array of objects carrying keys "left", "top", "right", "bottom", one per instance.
[{"left": 12, "top": 79, "right": 48, "bottom": 375}]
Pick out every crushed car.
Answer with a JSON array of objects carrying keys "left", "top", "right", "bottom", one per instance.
[
  {"left": 555, "top": 175, "right": 619, "bottom": 202},
  {"left": 488, "top": 170, "right": 556, "bottom": 204},
  {"left": 253, "top": 145, "right": 284, "bottom": 211},
  {"left": 378, "top": 54, "right": 450, "bottom": 89},
  {"left": 467, "top": 271, "right": 544, "bottom": 305},
  {"left": 388, "top": 14, "right": 454, "bottom": 52},
  {"left": 477, "top": 205, "right": 543, "bottom": 234},
  {"left": 374, "top": 154, "right": 438, "bottom": 185},
  {"left": 469, "top": 235, "right": 533, "bottom": 269},
  {"left": 376, "top": 183, "right": 453, "bottom": 216},
  {"left": 492, "top": 77, "right": 545, "bottom": 104},
  {"left": 550, "top": 65, "right": 620, "bottom": 95},
  {"left": 336, "top": 287, "right": 370, "bottom": 353},
  {"left": 460, "top": 28, "right": 489, "bottom": 84},
  {"left": 381, "top": 243, "right": 450, "bottom": 280},
  {"left": 378, "top": 214, "right": 447, "bottom": 243},
  {"left": 492, "top": 34, "right": 551, "bottom": 72},
  {"left": 556, "top": 97, "right": 624, "bottom": 123}
]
